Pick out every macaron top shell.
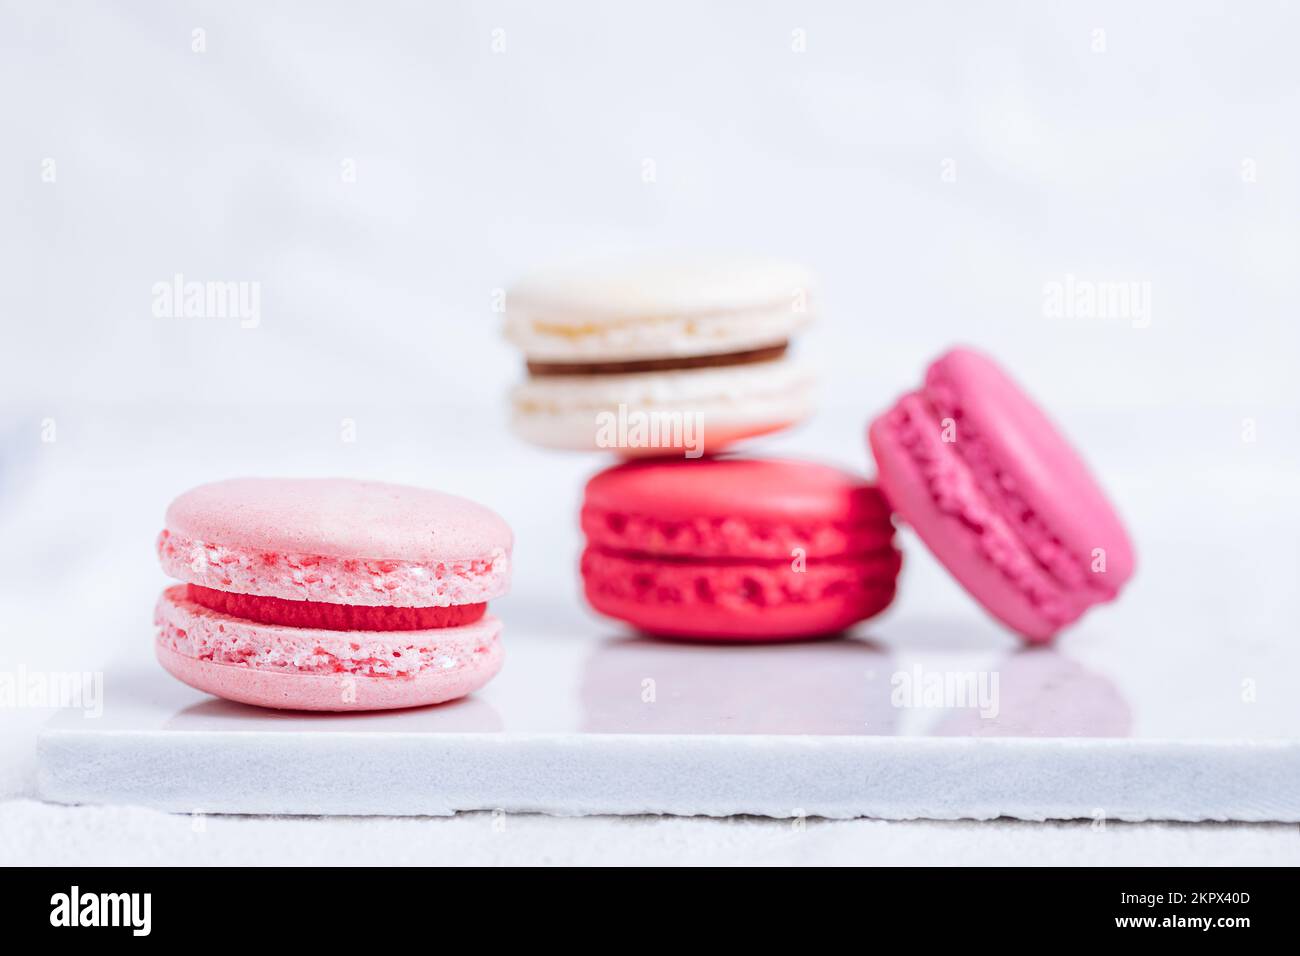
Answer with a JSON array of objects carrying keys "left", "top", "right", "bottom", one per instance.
[
  {"left": 508, "top": 257, "right": 814, "bottom": 322},
  {"left": 163, "top": 477, "right": 513, "bottom": 564},
  {"left": 923, "top": 349, "right": 1134, "bottom": 594},
  {"left": 158, "top": 478, "right": 513, "bottom": 607},
  {"left": 585, "top": 457, "right": 885, "bottom": 524},
  {"left": 582, "top": 457, "right": 893, "bottom": 560},
  {"left": 505, "top": 257, "right": 815, "bottom": 361}
]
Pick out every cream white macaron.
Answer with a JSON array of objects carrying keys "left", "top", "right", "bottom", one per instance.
[{"left": 504, "top": 257, "right": 817, "bottom": 456}]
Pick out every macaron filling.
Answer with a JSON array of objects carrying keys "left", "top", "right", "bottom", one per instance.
[
  {"left": 186, "top": 584, "right": 487, "bottom": 632},
  {"left": 525, "top": 342, "right": 788, "bottom": 377}
]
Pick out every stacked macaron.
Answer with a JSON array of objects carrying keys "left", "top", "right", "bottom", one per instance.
[
  {"left": 505, "top": 258, "right": 817, "bottom": 456},
  {"left": 154, "top": 478, "right": 512, "bottom": 710},
  {"left": 503, "top": 256, "right": 905, "bottom": 640}
]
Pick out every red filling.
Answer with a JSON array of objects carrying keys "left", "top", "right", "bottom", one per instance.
[{"left": 186, "top": 584, "right": 486, "bottom": 632}]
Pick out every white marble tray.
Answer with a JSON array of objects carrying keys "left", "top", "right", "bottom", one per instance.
[
  {"left": 28, "top": 407, "right": 1300, "bottom": 821},
  {"left": 36, "top": 613, "right": 1300, "bottom": 820}
]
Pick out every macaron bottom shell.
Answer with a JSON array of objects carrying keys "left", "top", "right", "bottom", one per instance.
[
  {"left": 510, "top": 359, "right": 815, "bottom": 455},
  {"left": 524, "top": 416, "right": 803, "bottom": 458},
  {"left": 155, "top": 585, "right": 504, "bottom": 711},
  {"left": 156, "top": 643, "right": 503, "bottom": 711}
]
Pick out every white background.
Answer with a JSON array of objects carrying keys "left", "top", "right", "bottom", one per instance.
[
  {"left": 3, "top": 1, "right": 1300, "bottom": 864},
  {"left": 6, "top": 0, "right": 1299, "bottom": 415}
]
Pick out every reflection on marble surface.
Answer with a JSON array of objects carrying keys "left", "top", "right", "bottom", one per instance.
[
  {"left": 130, "top": 636, "right": 1132, "bottom": 738},
  {"left": 931, "top": 649, "right": 1131, "bottom": 737},
  {"left": 580, "top": 635, "right": 897, "bottom": 735},
  {"left": 576, "top": 633, "right": 1131, "bottom": 738}
]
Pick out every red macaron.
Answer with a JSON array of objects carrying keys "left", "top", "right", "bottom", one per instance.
[{"left": 579, "top": 457, "right": 901, "bottom": 640}]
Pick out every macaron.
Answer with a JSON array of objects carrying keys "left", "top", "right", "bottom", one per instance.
[
  {"left": 580, "top": 458, "right": 901, "bottom": 640},
  {"left": 154, "top": 478, "right": 512, "bottom": 711},
  {"left": 868, "top": 347, "right": 1135, "bottom": 642},
  {"left": 505, "top": 257, "right": 817, "bottom": 456}
]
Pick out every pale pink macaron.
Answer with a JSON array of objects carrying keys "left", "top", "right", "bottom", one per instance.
[
  {"left": 868, "top": 348, "right": 1134, "bottom": 642},
  {"left": 154, "top": 478, "right": 512, "bottom": 711}
]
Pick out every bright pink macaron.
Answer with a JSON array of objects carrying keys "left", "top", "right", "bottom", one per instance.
[
  {"left": 580, "top": 457, "right": 901, "bottom": 640},
  {"left": 868, "top": 347, "right": 1134, "bottom": 642},
  {"left": 154, "top": 478, "right": 512, "bottom": 711}
]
